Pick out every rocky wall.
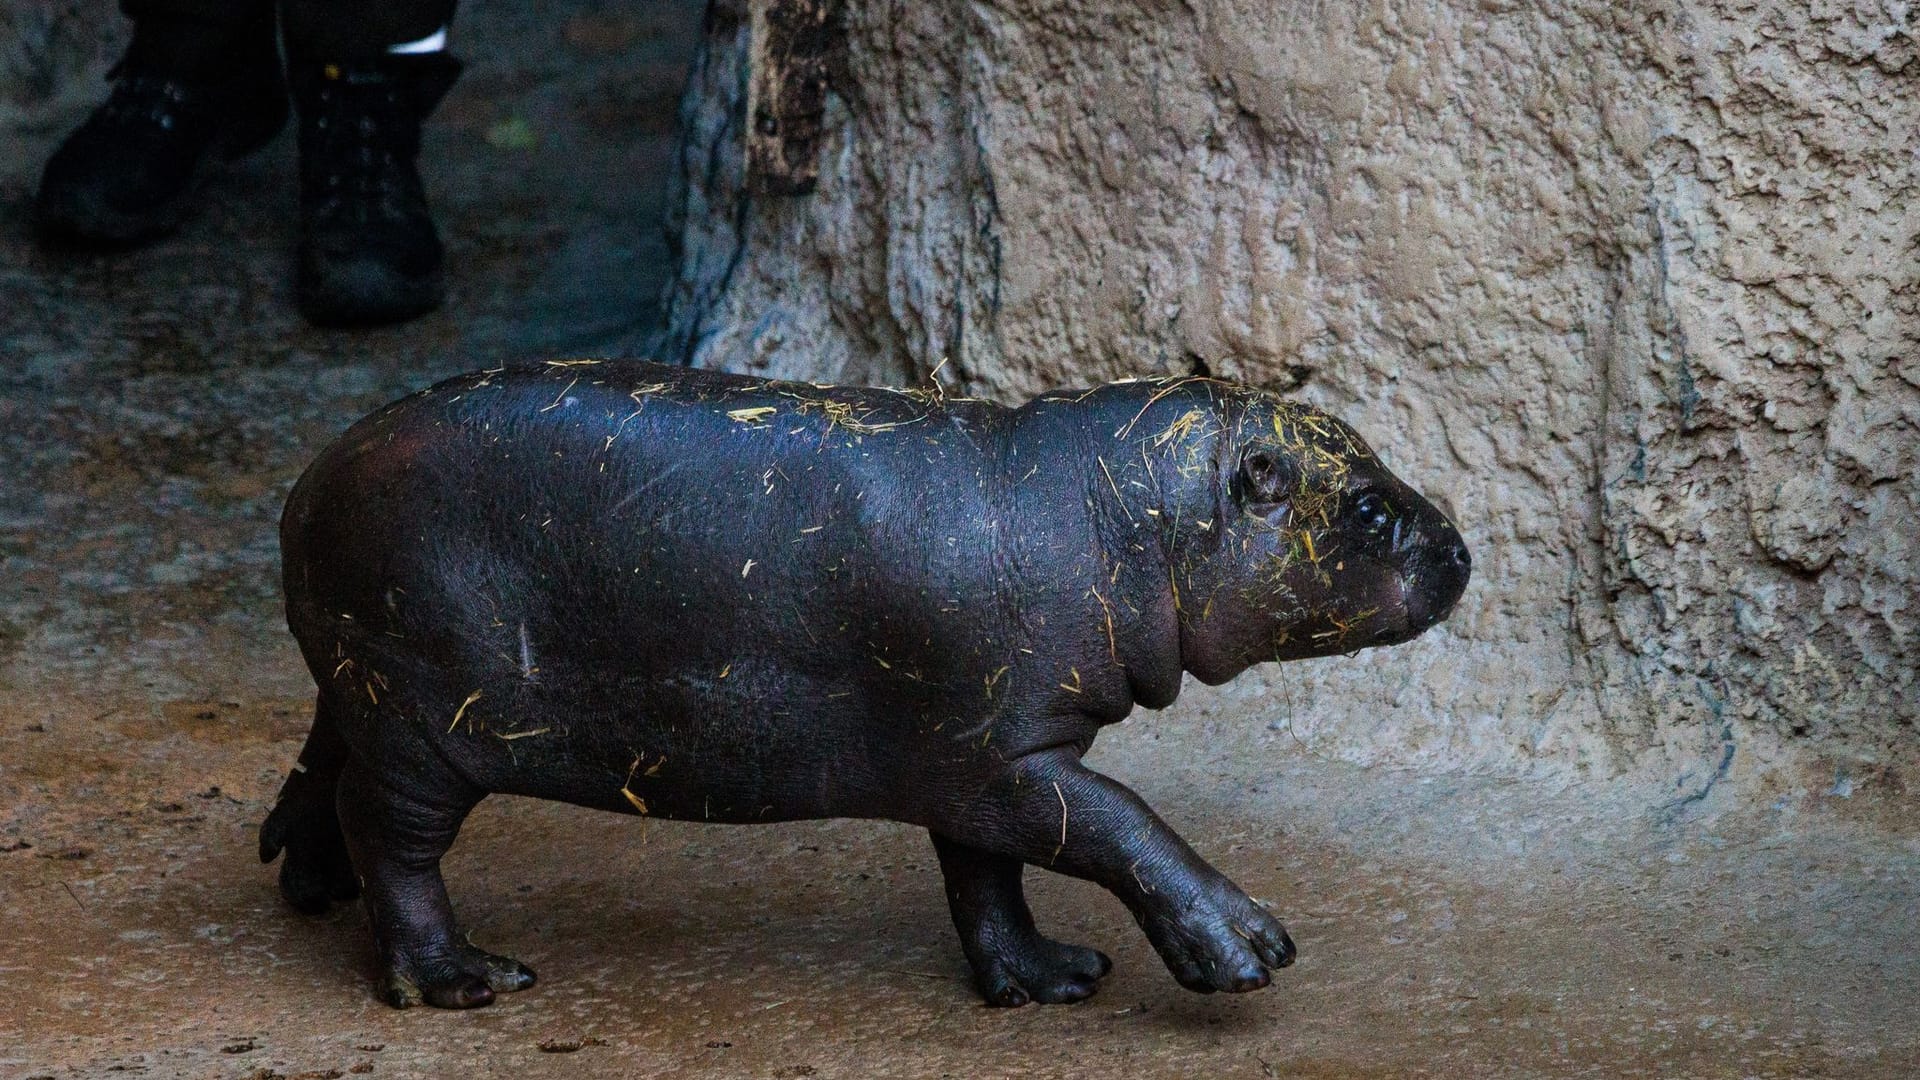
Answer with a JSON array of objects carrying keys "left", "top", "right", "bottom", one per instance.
[{"left": 660, "top": 0, "right": 1920, "bottom": 791}]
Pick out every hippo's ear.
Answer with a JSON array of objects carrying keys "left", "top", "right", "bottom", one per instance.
[{"left": 1235, "top": 448, "right": 1298, "bottom": 514}]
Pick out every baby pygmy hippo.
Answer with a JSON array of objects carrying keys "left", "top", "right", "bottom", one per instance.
[{"left": 261, "top": 361, "right": 1470, "bottom": 1009}]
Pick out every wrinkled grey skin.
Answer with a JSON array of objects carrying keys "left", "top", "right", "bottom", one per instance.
[{"left": 260, "top": 361, "right": 1470, "bottom": 1009}]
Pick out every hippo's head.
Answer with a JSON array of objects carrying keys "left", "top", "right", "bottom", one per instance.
[{"left": 1172, "top": 392, "right": 1470, "bottom": 685}]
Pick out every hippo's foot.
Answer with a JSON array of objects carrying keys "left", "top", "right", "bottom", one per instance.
[
  {"left": 259, "top": 703, "right": 360, "bottom": 915},
  {"left": 333, "top": 758, "right": 531, "bottom": 1010},
  {"left": 272, "top": 820, "right": 359, "bottom": 915},
  {"left": 1142, "top": 884, "right": 1296, "bottom": 994},
  {"left": 929, "top": 832, "right": 1113, "bottom": 1007},
  {"left": 379, "top": 938, "right": 537, "bottom": 1009},
  {"left": 971, "top": 930, "right": 1113, "bottom": 1007}
]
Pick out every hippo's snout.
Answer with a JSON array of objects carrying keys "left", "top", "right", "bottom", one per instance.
[{"left": 1404, "top": 529, "right": 1471, "bottom": 635}]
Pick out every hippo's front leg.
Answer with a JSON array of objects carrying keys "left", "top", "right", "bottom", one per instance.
[{"left": 932, "top": 750, "right": 1295, "bottom": 996}]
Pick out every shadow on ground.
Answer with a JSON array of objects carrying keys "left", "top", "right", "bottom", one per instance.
[{"left": 1, "top": 3, "right": 1917, "bottom": 1078}]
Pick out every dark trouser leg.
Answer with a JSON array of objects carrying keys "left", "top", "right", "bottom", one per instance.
[
  {"left": 279, "top": 0, "right": 459, "bottom": 60},
  {"left": 931, "top": 833, "right": 1112, "bottom": 1006},
  {"left": 931, "top": 751, "right": 1296, "bottom": 995},
  {"left": 334, "top": 759, "right": 534, "bottom": 1009},
  {"left": 117, "top": 0, "right": 460, "bottom": 68},
  {"left": 118, "top": 0, "right": 276, "bottom": 76}
]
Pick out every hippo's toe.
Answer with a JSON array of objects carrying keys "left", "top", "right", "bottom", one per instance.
[
  {"left": 1145, "top": 887, "right": 1295, "bottom": 995},
  {"left": 974, "top": 935, "right": 1113, "bottom": 1007},
  {"left": 379, "top": 939, "right": 537, "bottom": 1010}
]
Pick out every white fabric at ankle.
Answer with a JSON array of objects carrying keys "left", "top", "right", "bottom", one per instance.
[{"left": 388, "top": 27, "right": 448, "bottom": 54}]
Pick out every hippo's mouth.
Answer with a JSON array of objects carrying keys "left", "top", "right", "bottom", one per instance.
[
  {"left": 1398, "top": 560, "right": 1470, "bottom": 638},
  {"left": 1361, "top": 612, "right": 1423, "bottom": 649}
]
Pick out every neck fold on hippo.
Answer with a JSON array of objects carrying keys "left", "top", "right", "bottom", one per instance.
[{"left": 1002, "top": 379, "right": 1232, "bottom": 712}]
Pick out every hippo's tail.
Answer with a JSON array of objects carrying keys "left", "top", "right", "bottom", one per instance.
[{"left": 259, "top": 693, "right": 360, "bottom": 914}]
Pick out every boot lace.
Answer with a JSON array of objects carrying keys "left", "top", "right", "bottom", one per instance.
[
  {"left": 300, "top": 70, "right": 425, "bottom": 221},
  {"left": 94, "top": 69, "right": 201, "bottom": 136}
]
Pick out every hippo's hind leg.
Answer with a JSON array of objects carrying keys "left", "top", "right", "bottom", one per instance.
[
  {"left": 930, "top": 833, "right": 1112, "bottom": 1006},
  {"left": 335, "top": 757, "right": 535, "bottom": 1009},
  {"left": 259, "top": 694, "right": 359, "bottom": 914}
]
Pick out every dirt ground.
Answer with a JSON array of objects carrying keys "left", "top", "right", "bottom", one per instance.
[{"left": 1, "top": 3, "right": 1916, "bottom": 1078}]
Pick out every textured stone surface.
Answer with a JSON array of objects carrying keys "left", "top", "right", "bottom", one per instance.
[{"left": 662, "top": 0, "right": 1920, "bottom": 792}]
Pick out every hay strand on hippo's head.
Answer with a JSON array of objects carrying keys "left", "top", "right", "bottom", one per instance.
[{"left": 1169, "top": 389, "right": 1470, "bottom": 685}]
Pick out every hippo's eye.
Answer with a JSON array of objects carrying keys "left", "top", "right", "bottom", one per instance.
[{"left": 1351, "top": 493, "right": 1390, "bottom": 532}]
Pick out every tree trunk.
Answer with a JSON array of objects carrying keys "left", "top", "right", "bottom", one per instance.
[{"left": 660, "top": 0, "right": 1919, "bottom": 787}]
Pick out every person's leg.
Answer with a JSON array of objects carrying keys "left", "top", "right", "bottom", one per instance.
[
  {"left": 281, "top": 0, "right": 462, "bottom": 326},
  {"left": 36, "top": 0, "right": 285, "bottom": 245},
  {"left": 118, "top": 0, "right": 274, "bottom": 73},
  {"left": 278, "top": 0, "right": 455, "bottom": 63}
]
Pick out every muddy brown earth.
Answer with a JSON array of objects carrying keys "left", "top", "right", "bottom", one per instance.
[{"left": 2, "top": 3, "right": 1917, "bottom": 1078}]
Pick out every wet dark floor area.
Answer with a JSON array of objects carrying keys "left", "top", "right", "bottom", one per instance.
[{"left": 3, "top": 4, "right": 1919, "bottom": 1078}]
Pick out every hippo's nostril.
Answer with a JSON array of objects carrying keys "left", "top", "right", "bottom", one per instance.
[{"left": 1448, "top": 539, "right": 1470, "bottom": 574}]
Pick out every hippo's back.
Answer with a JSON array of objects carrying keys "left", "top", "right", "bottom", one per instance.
[{"left": 283, "top": 360, "right": 1016, "bottom": 618}]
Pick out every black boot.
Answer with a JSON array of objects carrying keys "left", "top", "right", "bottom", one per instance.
[
  {"left": 35, "top": 21, "right": 287, "bottom": 246},
  {"left": 291, "top": 53, "right": 461, "bottom": 327}
]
